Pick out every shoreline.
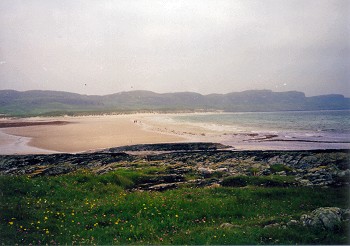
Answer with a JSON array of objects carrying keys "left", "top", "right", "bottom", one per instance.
[
  {"left": 139, "top": 113, "right": 350, "bottom": 151},
  {"left": 0, "top": 112, "right": 349, "bottom": 155}
]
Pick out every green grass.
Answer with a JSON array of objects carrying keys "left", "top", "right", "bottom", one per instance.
[
  {"left": 269, "top": 164, "right": 293, "bottom": 174},
  {"left": 0, "top": 171, "right": 349, "bottom": 245},
  {"left": 221, "top": 175, "right": 297, "bottom": 187}
]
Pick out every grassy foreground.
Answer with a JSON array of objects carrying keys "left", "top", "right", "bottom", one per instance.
[{"left": 1, "top": 170, "right": 349, "bottom": 245}]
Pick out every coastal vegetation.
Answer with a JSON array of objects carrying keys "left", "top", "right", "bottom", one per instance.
[
  {"left": 1, "top": 171, "right": 349, "bottom": 245},
  {"left": 1, "top": 146, "right": 349, "bottom": 244}
]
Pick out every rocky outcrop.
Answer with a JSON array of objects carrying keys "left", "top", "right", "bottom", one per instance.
[
  {"left": 146, "top": 183, "right": 179, "bottom": 191},
  {"left": 0, "top": 152, "right": 135, "bottom": 176},
  {"left": 104, "top": 142, "right": 230, "bottom": 152},
  {"left": 133, "top": 174, "right": 185, "bottom": 191},
  {"left": 0, "top": 144, "right": 349, "bottom": 189},
  {"left": 300, "top": 207, "right": 350, "bottom": 230},
  {"left": 259, "top": 207, "right": 350, "bottom": 231}
]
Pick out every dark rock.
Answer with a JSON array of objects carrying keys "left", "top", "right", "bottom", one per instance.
[
  {"left": 342, "top": 209, "right": 350, "bottom": 221},
  {"left": 39, "top": 166, "right": 73, "bottom": 176},
  {"left": 193, "top": 178, "right": 220, "bottom": 187},
  {"left": 104, "top": 142, "right": 230, "bottom": 152},
  {"left": 147, "top": 183, "right": 178, "bottom": 191}
]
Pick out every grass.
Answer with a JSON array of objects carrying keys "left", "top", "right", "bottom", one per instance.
[
  {"left": 221, "top": 175, "right": 297, "bottom": 187},
  {"left": 269, "top": 164, "right": 293, "bottom": 174},
  {"left": 0, "top": 170, "right": 349, "bottom": 245}
]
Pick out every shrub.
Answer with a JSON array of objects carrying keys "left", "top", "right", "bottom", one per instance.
[
  {"left": 221, "top": 176, "right": 249, "bottom": 187},
  {"left": 269, "top": 164, "right": 293, "bottom": 174},
  {"left": 247, "top": 167, "right": 259, "bottom": 176}
]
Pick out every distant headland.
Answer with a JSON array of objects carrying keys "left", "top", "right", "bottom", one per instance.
[{"left": 0, "top": 89, "right": 349, "bottom": 117}]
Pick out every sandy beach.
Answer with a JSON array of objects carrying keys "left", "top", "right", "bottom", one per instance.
[
  {"left": 1, "top": 112, "right": 349, "bottom": 155},
  {"left": 0, "top": 113, "right": 225, "bottom": 155},
  {"left": 0, "top": 114, "right": 188, "bottom": 154}
]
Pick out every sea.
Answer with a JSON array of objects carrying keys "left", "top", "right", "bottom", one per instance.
[{"left": 170, "top": 110, "right": 350, "bottom": 150}]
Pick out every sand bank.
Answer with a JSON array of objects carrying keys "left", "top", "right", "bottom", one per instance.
[{"left": 0, "top": 114, "right": 186, "bottom": 153}]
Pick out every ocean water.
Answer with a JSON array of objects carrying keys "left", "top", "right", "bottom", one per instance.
[{"left": 171, "top": 110, "right": 350, "bottom": 150}]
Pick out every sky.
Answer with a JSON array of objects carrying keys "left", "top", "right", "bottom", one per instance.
[{"left": 0, "top": 0, "right": 349, "bottom": 96}]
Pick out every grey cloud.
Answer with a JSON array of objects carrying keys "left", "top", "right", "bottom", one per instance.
[{"left": 0, "top": 0, "right": 349, "bottom": 96}]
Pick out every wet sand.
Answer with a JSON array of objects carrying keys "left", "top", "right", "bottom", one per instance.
[
  {"left": 0, "top": 120, "right": 70, "bottom": 128},
  {"left": 0, "top": 114, "right": 186, "bottom": 154},
  {"left": 0, "top": 130, "right": 57, "bottom": 155}
]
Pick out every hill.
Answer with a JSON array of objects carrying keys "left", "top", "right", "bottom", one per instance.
[{"left": 0, "top": 89, "right": 349, "bottom": 116}]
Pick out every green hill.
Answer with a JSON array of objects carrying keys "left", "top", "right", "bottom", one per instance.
[{"left": 0, "top": 89, "right": 349, "bottom": 116}]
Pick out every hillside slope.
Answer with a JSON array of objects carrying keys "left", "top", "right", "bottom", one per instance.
[{"left": 0, "top": 89, "right": 349, "bottom": 116}]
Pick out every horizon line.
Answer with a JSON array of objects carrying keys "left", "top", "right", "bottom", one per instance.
[{"left": 0, "top": 88, "right": 348, "bottom": 98}]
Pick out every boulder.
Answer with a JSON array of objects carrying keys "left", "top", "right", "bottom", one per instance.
[
  {"left": 215, "top": 168, "right": 229, "bottom": 173},
  {"left": 297, "top": 179, "right": 313, "bottom": 186},
  {"left": 220, "top": 223, "right": 234, "bottom": 228},
  {"left": 198, "top": 167, "right": 214, "bottom": 175},
  {"left": 276, "top": 171, "right": 286, "bottom": 176},
  {"left": 343, "top": 209, "right": 350, "bottom": 221},
  {"left": 300, "top": 207, "right": 349, "bottom": 230},
  {"left": 286, "top": 219, "right": 299, "bottom": 226},
  {"left": 219, "top": 223, "right": 241, "bottom": 229},
  {"left": 205, "top": 183, "right": 221, "bottom": 189},
  {"left": 335, "top": 169, "right": 350, "bottom": 178}
]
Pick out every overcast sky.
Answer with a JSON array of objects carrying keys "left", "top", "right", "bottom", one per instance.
[{"left": 0, "top": 0, "right": 349, "bottom": 96}]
